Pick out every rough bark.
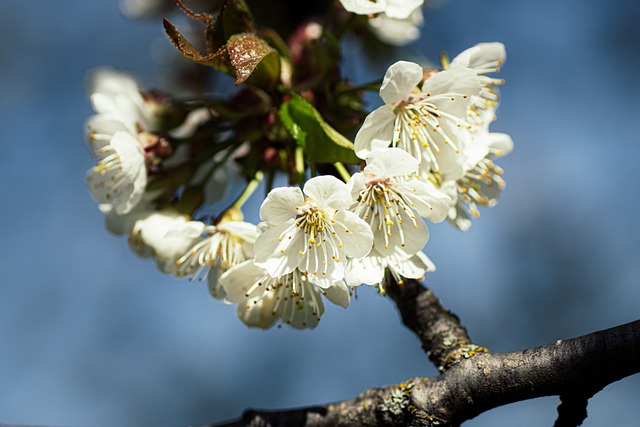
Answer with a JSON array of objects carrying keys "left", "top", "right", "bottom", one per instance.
[
  {"left": 211, "top": 279, "right": 640, "bottom": 427},
  {"left": 383, "top": 276, "right": 485, "bottom": 371}
]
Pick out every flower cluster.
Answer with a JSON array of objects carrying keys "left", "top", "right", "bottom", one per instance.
[
  {"left": 355, "top": 42, "right": 513, "bottom": 231},
  {"left": 83, "top": 1, "right": 512, "bottom": 330}
]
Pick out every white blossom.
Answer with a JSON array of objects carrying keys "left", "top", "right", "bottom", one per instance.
[
  {"left": 86, "top": 118, "right": 147, "bottom": 215},
  {"left": 444, "top": 132, "right": 513, "bottom": 231},
  {"left": 85, "top": 69, "right": 157, "bottom": 215},
  {"left": 104, "top": 194, "right": 162, "bottom": 236},
  {"left": 219, "top": 261, "right": 351, "bottom": 329},
  {"left": 127, "top": 209, "right": 200, "bottom": 274},
  {"left": 354, "top": 61, "right": 481, "bottom": 181},
  {"left": 254, "top": 175, "right": 373, "bottom": 288},
  {"left": 369, "top": 8, "right": 424, "bottom": 46},
  {"left": 349, "top": 148, "right": 450, "bottom": 258},
  {"left": 339, "top": 0, "right": 424, "bottom": 19},
  {"left": 174, "top": 220, "right": 257, "bottom": 299},
  {"left": 86, "top": 68, "right": 154, "bottom": 131}
]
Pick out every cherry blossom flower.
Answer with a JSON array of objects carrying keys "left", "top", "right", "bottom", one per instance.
[
  {"left": 85, "top": 70, "right": 157, "bottom": 215},
  {"left": 219, "top": 261, "right": 350, "bottom": 329},
  {"left": 86, "top": 68, "right": 155, "bottom": 131},
  {"left": 339, "top": 0, "right": 423, "bottom": 19},
  {"left": 126, "top": 209, "right": 201, "bottom": 274},
  {"left": 354, "top": 61, "right": 482, "bottom": 181},
  {"left": 443, "top": 132, "right": 513, "bottom": 231},
  {"left": 104, "top": 195, "right": 161, "bottom": 236},
  {"left": 369, "top": 8, "right": 424, "bottom": 46},
  {"left": 253, "top": 175, "right": 373, "bottom": 288},
  {"left": 173, "top": 220, "right": 257, "bottom": 299},
  {"left": 348, "top": 148, "right": 450, "bottom": 258},
  {"left": 86, "top": 117, "right": 147, "bottom": 215},
  {"left": 345, "top": 249, "right": 435, "bottom": 288}
]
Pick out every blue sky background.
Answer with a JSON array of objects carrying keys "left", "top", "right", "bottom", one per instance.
[{"left": 1, "top": 0, "right": 639, "bottom": 426}]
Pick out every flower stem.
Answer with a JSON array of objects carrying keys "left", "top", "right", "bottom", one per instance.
[
  {"left": 334, "top": 162, "right": 351, "bottom": 183},
  {"left": 295, "top": 146, "right": 306, "bottom": 186},
  {"left": 232, "top": 171, "right": 264, "bottom": 210}
]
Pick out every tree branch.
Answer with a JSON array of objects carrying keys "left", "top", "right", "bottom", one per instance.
[
  {"left": 212, "top": 278, "right": 640, "bottom": 426},
  {"left": 384, "top": 277, "right": 486, "bottom": 371},
  {"left": 554, "top": 393, "right": 591, "bottom": 427}
]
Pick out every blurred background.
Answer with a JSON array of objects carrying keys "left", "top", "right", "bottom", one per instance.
[{"left": 1, "top": 0, "right": 639, "bottom": 425}]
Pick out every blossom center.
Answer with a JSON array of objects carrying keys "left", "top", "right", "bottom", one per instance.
[
  {"left": 355, "top": 180, "right": 418, "bottom": 249},
  {"left": 176, "top": 229, "right": 246, "bottom": 281},
  {"left": 243, "top": 271, "right": 323, "bottom": 328}
]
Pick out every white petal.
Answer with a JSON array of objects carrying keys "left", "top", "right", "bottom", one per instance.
[
  {"left": 105, "top": 202, "right": 150, "bottom": 236},
  {"left": 86, "top": 131, "right": 146, "bottom": 215},
  {"left": 389, "top": 250, "right": 435, "bottom": 279},
  {"left": 380, "top": 61, "right": 424, "bottom": 105},
  {"left": 421, "top": 68, "right": 481, "bottom": 114},
  {"left": 364, "top": 147, "right": 419, "bottom": 178},
  {"left": 236, "top": 294, "right": 278, "bottom": 329},
  {"left": 219, "top": 261, "right": 266, "bottom": 303},
  {"left": 285, "top": 282, "right": 325, "bottom": 329},
  {"left": 463, "top": 136, "right": 491, "bottom": 170},
  {"left": 345, "top": 256, "right": 385, "bottom": 287},
  {"left": 423, "top": 120, "right": 469, "bottom": 181},
  {"left": 450, "top": 42, "right": 506, "bottom": 73},
  {"left": 307, "top": 267, "right": 343, "bottom": 289},
  {"left": 87, "top": 68, "right": 141, "bottom": 99},
  {"left": 259, "top": 186, "right": 303, "bottom": 224},
  {"left": 218, "top": 221, "right": 258, "bottom": 244},
  {"left": 332, "top": 210, "right": 373, "bottom": 259},
  {"left": 369, "top": 10, "right": 423, "bottom": 47},
  {"left": 339, "top": 0, "right": 386, "bottom": 15},
  {"left": 86, "top": 68, "right": 151, "bottom": 129},
  {"left": 85, "top": 115, "right": 131, "bottom": 153},
  {"left": 486, "top": 132, "right": 514, "bottom": 157},
  {"left": 253, "top": 220, "right": 303, "bottom": 277},
  {"left": 207, "top": 268, "right": 227, "bottom": 300},
  {"left": 347, "top": 172, "right": 366, "bottom": 201},
  {"left": 323, "top": 281, "right": 350, "bottom": 308},
  {"left": 128, "top": 210, "right": 197, "bottom": 273},
  {"left": 109, "top": 131, "right": 144, "bottom": 169},
  {"left": 354, "top": 106, "right": 396, "bottom": 159},
  {"left": 395, "top": 179, "right": 451, "bottom": 222},
  {"left": 384, "top": 0, "right": 424, "bottom": 19},
  {"left": 303, "top": 175, "right": 352, "bottom": 210},
  {"left": 373, "top": 209, "right": 428, "bottom": 257},
  {"left": 167, "top": 221, "right": 208, "bottom": 239}
]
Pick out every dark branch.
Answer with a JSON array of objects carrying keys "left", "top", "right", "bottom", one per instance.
[
  {"left": 211, "top": 275, "right": 640, "bottom": 427},
  {"left": 384, "top": 277, "right": 485, "bottom": 371},
  {"left": 434, "top": 319, "right": 640, "bottom": 424},
  {"left": 554, "top": 394, "right": 591, "bottom": 427}
]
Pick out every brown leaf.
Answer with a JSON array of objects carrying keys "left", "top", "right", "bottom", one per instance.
[
  {"left": 227, "top": 33, "right": 277, "bottom": 85},
  {"left": 163, "top": 19, "right": 230, "bottom": 73}
]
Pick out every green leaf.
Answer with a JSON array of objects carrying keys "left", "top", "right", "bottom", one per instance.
[
  {"left": 280, "top": 94, "right": 360, "bottom": 164},
  {"left": 212, "top": 0, "right": 258, "bottom": 47},
  {"left": 279, "top": 101, "right": 306, "bottom": 144},
  {"left": 227, "top": 33, "right": 280, "bottom": 87}
]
